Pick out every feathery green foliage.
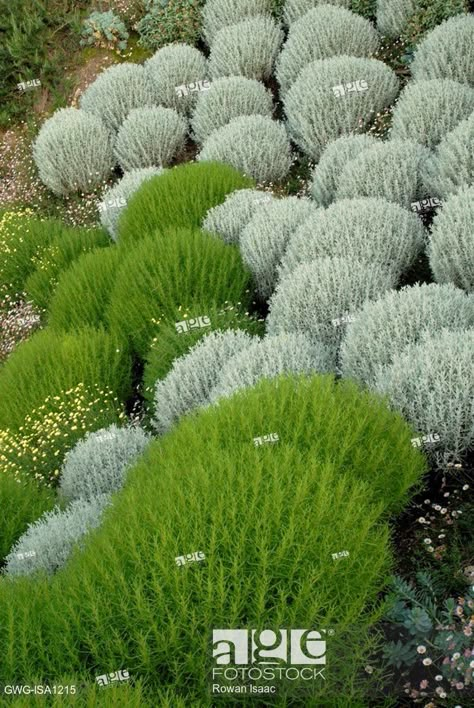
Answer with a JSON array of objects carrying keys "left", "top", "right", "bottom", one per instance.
[
  {"left": 411, "top": 14, "right": 474, "bottom": 86},
  {"left": 137, "top": 0, "right": 203, "bottom": 51},
  {"left": 202, "top": 188, "right": 274, "bottom": 244},
  {"left": 144, "top": 43, "right": 208, "bottom": 115},
  {"left": 202, "top": 0, "right": 273, "bottom": 45},
  {"left": 283, "top": 0, "right": 352, "bottom": 26},
  {"left": 422, "top": 112, "right": 474, "bottom": 198}
]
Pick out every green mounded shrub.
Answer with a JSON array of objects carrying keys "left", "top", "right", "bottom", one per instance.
[
  {"left": 283, "top": 0, "right": 352, "bottom": 26},
  {"left": 422, "top": 112, "right": 474, "bottom": 198},
  {"left": 81, "top": 10, "right": 129, "bottom": 51},
  {"left": 190, "top": 76, "right": 274, "bottom": 145},
  {"left": 202, "top": 0, "right": 273, "bottom": 46},
  {"left": 375, "top": 329, "right": 474, "bottom": 464},
  {"left": 117, "top": 162, "right": 254, "bottom": 245},
  {"left": 114, "top": 106, "right": 188, "bottom": 171},
  {"left": 276, "top": 5, "right": 380, "bottom": 95},
  {"left": 284, "top": 56, "right": 399, "bottom": 161},
  {"left": 208, "top": 16, "right": 283, "bottom": 81},
  {"left": 137, "top": 0, "right": 203, "bottom": 51},
  {"left": 32, "top": 108, "right": 115, "bottom": 196},
  {"left": 106, "top": 228, "right": 253, "bottom": 358},
  {"left": 376, "top": 0, "right": 416, "bottom": 37},
  {"left": 198, "top": 115, "right": 293, "bottom": 183},
  {"left": 310, "top": 134, "right": 379, "bottom": 207},
  {"left": 339, "top": 283, "right": 474, "bottom": 388},
  {"left": 377, "top": 0, "right": 469, "bottom": 41},
  {"left": 336, "top": 139, "right": 431, "bottom": 209},
  {"left": 278, "top": 197, "right": 426, "bottom": 284},
  {"left": 144, "top": 43, "right": 208, "bottom": 115},
  {"left": 428, "top": 186, "right": 474, "bottom": 292},
  {"left": 389, "top": 80, "right": 474, "bottom": 149},
  {"left": 79, "top": 63, "right": 159, "bottom": 132},
  {"left": 266, "top": 256, "right": 394, "bottom": 355},
  {"left": 202, "top": 188, "right": 274, "bottom": 244},
  {"left": 411, "top": 14, "right": 474, "bottom": 87},
  {"left": 239, "top": 196, "right": 316, "bottom": 298}
]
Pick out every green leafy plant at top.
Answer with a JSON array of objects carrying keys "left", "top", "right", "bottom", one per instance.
[
  {"left": 403, "top": 0, "right": 469, "bottom": 48},
  {"left": 80, "top": 10, "right": 129, "bottom": 51},
  {"left": 137, "top": 0, "right": 203, "bottom": 51}
]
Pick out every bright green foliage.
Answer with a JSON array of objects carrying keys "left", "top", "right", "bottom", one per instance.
[
  {"left": 144, "top": 43, "right": 208, "bottom": 115},
  {"left": 340, "top": 283, "right": 474, "bottom": 387},
  {"left": 117, "top": 162, "right": 254, "bottom": 244},
  {"left": 423, "top": 112, "right": 474, "bottom": 198},
  {"left": 283, "top": 0, "right": 352, "bottom": 26},
  {"left": 137, "top": 0, "right": 203, "bottom": 51},
  {"left": 202, "top": 0, "right": 273, "bottom": 45},
  {"left": 277, "top": 5, "right": 380, "bottom": 95},
  {"left": 428, "top": 186, "right": 474, "bottom": 292},
  {"left": 389, "top": 80, "right": 474, "bottom": 149},
  {"left": 114, "top": 106, "right": 188, "bottom": 171},
  {"left": 79, "top": 63, "right": 159, "bottom": 132},
  {"left": 284, "top": 56, "right": 399, "bottom": 160},
  {"left": 198, "top": 115, "right": 293, "bottom": 183},
  {"left": 32, "top": 108, "right": 115, "bottom": 196},
  {"left": 208, "top": 16, "right": 283, "bottom": 81},
  {"left": 351, "top": 0, "right": 377, "bottom": 19},
  {"left": 106, "top": 228, "right": 253, "bottom": 358},
  {"left": 190, "top": 76, "right": 274, "bottom": 144},
  {"left": 401, "top": 1, "right": 469, "bottom": 47},
  {"left": 376, "top": 0, "right": 416, "bottom": 36},
  {"left": 411, "top": 14, "right": 474, "bottom": 86},
  {"left": 80, "top": 10, "right": 129, "bottom": 51},
  {"left": 202, "top": 188, "right": 274, "bottom": 244}
]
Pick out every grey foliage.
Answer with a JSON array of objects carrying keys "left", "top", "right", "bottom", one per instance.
[
  {"left": 376, "top": 0, "right": 416, "bottom": 37},
  {"left": 277, "top": 5, "right": 379, "bottom": 95},
  {"left": 340, "top": 283, "right": 474, "bottom": 387},
  {"left": 239, "top": 197, "right": 317, "bottom": 298},
  {"left": 283, "top": 0, "right": 352, "bottom": 26},
  {"left": 422, "top": 111, "right": 474, "bottom": 198},
  {"left": 191, "top": 76, "right": 274, "bottom": 145},
  {"left": 411, "top": 14, "right": 474, "bottom": 87},
  {"left": 202, "top": 188, "right": 275, "bottom": 244},
  {"left": 284, "top": 56, "right": 399, "bottom": 161},
  {"left": 59, "top": 424, "right": 150, "bottom": 502},
  {"left": 198, "top": 115, "right": 293, "bottom": 183},
  {"left": 202, "top": 0, "right": 273, "bottom": 45},
  {"left": 144, "top": 43, "right": 208, "bottom": 115},
  {"left": 4, "top": 495, "right": 111, "bottom": 577},
  {"left": 33, "top": 108, "right": 115, "bottom": 196},
  {"left": 152, "top": 329, "right": 255, "bottom": 434}
]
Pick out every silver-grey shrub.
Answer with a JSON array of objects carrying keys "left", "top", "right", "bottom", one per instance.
[
  {"left": 283, "top": 0, "right": 351, "bottom": 26},
  {"left": 59, "top": 425, "right": 150, "bottom": 502},
  {"left": 33, "top": 108, "right": 115, "bottom": 196},
  {"left": 284, "top": 56, "right": 399, "bottom": 161},
  {"left": 79, "top": 63, "right": 158, "bottom": 132},
  {"left": 114, "top": 106, "right": 187, "bottom": 171},
  {"left": 276, "top": 5, "right": 380, "bottom": 95},
  {"left": 3, "top": 495, "right": 111, "bottom": 577},
  {"left": 279, "top": 197, "right": 425, "bottom": 284},
  {"left": 239, "top": 197, "right": 316, "bottom": 298},
  {"left": 376, "top": 0, "right": 416, "bottom": 37},
  {"left": 310, "top": 134, "right": 379, "bottom": 207},
  {"left": 390, "top": 80, "right": 474, "bottom": 149},
  {"left": 210, "top": 333, "right": 334, "bottom": 402},
  {"left": 375, "top": 329, "right": 474, "bottom": 464},
  {"left": 191, "top": 76, "right": 274, "bottom": 145},
  {"left": 423, "top": 112, "right": 474, "bottom": 198},
  {"left": 428, "top": 186, "right": 474, "bottom": 293},
  {"left": 152, "top": 329, "right": 255, "bottom": 434},
  {"left": 336, "top": 139, "right": 431, "bottom": 209},
  {"left": 198, "top": 115, "right": 293, "bottom": 183},
  {"left": 411, "top": 15, "right": 474, "bottom": 87},
  {"left": 266, "top": 256, "right": 394, "bottom": 354},
  {"left": 202, "top": 188, "right": 275, "bottom": 244},
  {"left": 99, "top": 167, "right": 164, "bottom": 240},
  {"left": 340, "top": 283, "right": 474, "bottom": 388},
  {"left": 144, "top": 43, "right": 208, "bottom": 115},
  {"left": 202, "top": 0, "right": 273, "bottom": 46},
  {"left": 208, "top": 16, "right": 284, "bottom": 81}
]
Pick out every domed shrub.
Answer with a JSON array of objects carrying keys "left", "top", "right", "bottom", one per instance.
[
  {"left": 284, "top": 56, "right": 399, "bottom": 160},
  {"left": 202, "top": 0, "right": 273, "bottom": 45},
  {"left": 114, "top": 107, "right": 187, "bottom": 171},
  {"left": 239, "top": 196, "right": 316, "bottom": 298},
  {"left": 389, "top": 80, "right": 474, "bottom": 149},
  {"left": 210, "top": 333, "right": 333, "bottom": 402},
  {"left": 99, "top": 167, "right": 164, "bottom": 240},
  {"left": 106, "top": 228, "right": 253, "bottom": 358},
  {"left": 411, "top": 14, "right": 474, "bottom": 86},
  {"left": 208, "top": 16, "right": 283, "bottom": 81},
  {"left": 152, "top": 329, "right": 254, "bottom": 433},
  {"left": 336, "top": 140, "right": 431, "bottom": 209},
  {"left": 340, "top": 283, "right": 474, "bottom": 387},
  {"left": 376, "top": 0, "right": 416, "bottom": 37},
  {"left": 59, "top": 425, "right": 150, "bottom": 502},
  {"left": 276, "top": 5, "right": 380, "bottom": 95},
  {"left": 198, "top": 115, "right": 292, "bottom": 183},
  {"left": 266, "top": 256, "right": 394, "bottom": 354},
  {"left": 279, "top": 197, "right": 425, "bottom": 283},
  {"left": 376, "top": 329, "right": 474, "bottom": 463},
  {"left": 202, "top": 188, "right": 275, "bottom": 244},
  {"left": 283, "top": 0, "right": 352, "bottom": 26},
  {"left": 422, "top": 112, "right": 474, "bottom": 198},
  {"left": 117, "top": 162, "right": 254, "bottom": 245},
  {"left": 428, "top": 186, "right": 474, "bottom": 292},
  {"left": 310, "top": 134, "right": 379, "bottom": 207},
  {"left": 144, "top": 44, "right": 208, "bottom": 115},
  {"left": 4, "top": 495, "right": 111, "bottom": 577},
  {"left": 33, "top": 108, "right": 115, "bottom": 196},
  {"left": 190, "top": 76, "right": 274, "bottom": 144},
  {"left": 79, "top": 63, "right": 158, "bottom": 132}
]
